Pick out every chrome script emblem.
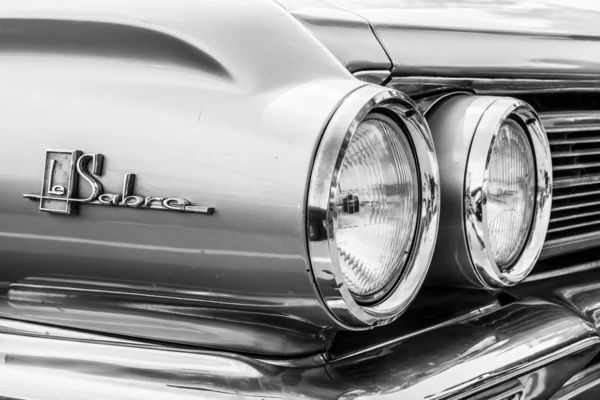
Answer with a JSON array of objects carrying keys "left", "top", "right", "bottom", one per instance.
[{"left": 24, "top": 149, "right": 214, "bottom": 215}]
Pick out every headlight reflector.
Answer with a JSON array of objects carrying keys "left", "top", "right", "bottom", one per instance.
[
  {"left": 336, "top": 113, "right": 419, "bottom": 301},
  {"left": 485, "top": 118, "right": 536, "bottom": 269}
]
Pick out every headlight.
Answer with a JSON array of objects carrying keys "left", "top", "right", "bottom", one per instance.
[
  {"left": 307, "top": 85, "right": 439, "bottom": 328},
  {"left": 427, "top": 95, "right": 552, "bottom": 289},
  {"left": 336, "top": 113, "right": 419, "bottom": 302}
]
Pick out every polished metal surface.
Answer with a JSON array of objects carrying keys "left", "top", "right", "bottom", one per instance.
[
  {"left": 388, "top": 77, "right": 600, "bottom": 97},
  {"left": 324, "top": 0, "right": 600, "bottom": 79},
  {"left": 471, "top": 350, "right": 596, "bottom": 400},
  {"left": 464, "top": 377, "right": 526, "bottom": 400},
  {"left": 542, "top": 232, "right": 600, "bottom": 259},
  {"left": 306, "top": 85, "right": 439, "bottom": 328},
  {"left": 24, "top": 150, "right": 214, "bottom": 215},
  {"left": 0, "top": 318, "right": 142, "bottom": 344},
  {"left": 541, "top": 112, "right": 600, "bottom": 257},
  {"left": 353, "top": 70, "right": 391, "bottom": 85},
  {"left": 0, "top": 275, "right": 338, "bottom": 357},
  {"left": 0, "top": 0, "right": 370, "bottom": 355},
  {"left": 543, "top": 112, "right": 600, "bottom": 134},
  {"left": 426, "top": 95, "right": 552, "bottom": 288},
  {"left": 551, "top": 363, "right": 600, "bottom": 400},
  {"left": 275, "top": 0, "right": 392, "bottom": 73},
  {"left": 327, "top": 288, "right": 501, "bottom": 361},
  {"left": 1, "top": 295, "right": 598, "bottom": 400},
  {"left": 525, "top": 259, "right": 600, "bottom": 283}
]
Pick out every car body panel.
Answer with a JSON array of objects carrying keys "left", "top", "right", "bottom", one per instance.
[
  {"left": 276, "top": 0, "right": 392, "bottom": 73},
  {"left": 0, "top": 0, "right": 369, "bottom": 356}
]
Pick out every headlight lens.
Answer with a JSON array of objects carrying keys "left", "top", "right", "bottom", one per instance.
[
  {"left": 335, "top": 113, "right": 418, "bottom": 302},
  {"left": 485, "top": 119, "right": 536, "bottom": 269}
]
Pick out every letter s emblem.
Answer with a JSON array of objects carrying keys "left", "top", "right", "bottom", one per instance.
[{"left": 73, "top": 154, "right": 104, "bottom": 203}]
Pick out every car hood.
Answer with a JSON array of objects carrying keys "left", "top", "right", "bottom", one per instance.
[
  {"left": 326, "top": 0, "right": 600, "bottom": 38},
  {"left": 282, "top": 0, "right": 600, "bottom": 78}
]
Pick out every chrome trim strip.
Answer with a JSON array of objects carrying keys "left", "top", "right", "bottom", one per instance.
[
  {"left": 329, "top": 301, "right": 500, "bottom": 363},
  {"left": 543, "top": 231, "right": 600, "bottom": 258},
  {"left": 0, "top": 318, "right": 142, "bottom": 345},
  {"left": 353, "top": 70, "right": 390, "bottom": 85},
  {"left": 526, "top": 260, "right": 600, "bottom": 282},
  {"left": 388, "top": 77, "right": 600, "bottom": 97},
  {"left": 306, "top": 85, "right": 440, "bottom": 328}
]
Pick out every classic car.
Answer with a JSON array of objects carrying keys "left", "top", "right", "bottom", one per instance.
[{"left": 1, "top": 0, "right": 600, "bottom": 399}]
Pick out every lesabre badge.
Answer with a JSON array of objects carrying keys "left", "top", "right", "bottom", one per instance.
[{"left": 24, "top": 149, "right": 214, "bottom": 215}]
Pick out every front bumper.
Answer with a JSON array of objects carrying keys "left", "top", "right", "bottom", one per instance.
[{"left": 2, "top": 275, "right": 600, "bottom": 400}]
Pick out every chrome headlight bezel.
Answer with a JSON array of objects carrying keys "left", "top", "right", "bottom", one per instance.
[
  {"left": 465, "top": 98, "right": 552, "bottom": 287},
  {"left": 306, "top": 85, "right": 440, "bottom": 329}
]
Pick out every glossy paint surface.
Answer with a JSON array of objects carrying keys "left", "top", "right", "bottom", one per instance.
[
  {"left": 0, "top": 0, "right": 368, "bottom": 355},
  {"left": 276, "top": 0, "right": 392, "bottom": 73},
  {"left": 323, "top": 0, "right": 600, "bottom": 78}
]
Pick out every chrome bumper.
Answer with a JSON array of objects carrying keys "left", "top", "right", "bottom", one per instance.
[{"left": 3, "top": 283, "right": 600, "bottom": 400}]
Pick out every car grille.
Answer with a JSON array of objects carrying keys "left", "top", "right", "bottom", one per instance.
[{"left": 542, "top": 111, "right": 600, "bottom": 253}]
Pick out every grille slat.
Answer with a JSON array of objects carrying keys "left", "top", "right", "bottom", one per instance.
[
  {"left": 552, "top": 199, "right": 600, "bottom": 211},
  {"left": 554, "top": 174, "right": 600, "bottom": 188},
  {"left": 554, "top": 189, "right": 600, "bottom": 200},
  {"left": 547, "top": 219, "right": 600, "bottom": 234},
  {"left": 554, "top": 162, "right": 600, "bottom": 171},
  {"left": 542, "top": 111, "right": 600, "bottom": 251},
  {"left": 553, "top": 149, "right": 600, "bottom": 158},
  {"left": 551, "top": 209, "right": 600, "bottom": 223},
  {"left": 549, "top": 138, "right": 600, "bottom": 145}
]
